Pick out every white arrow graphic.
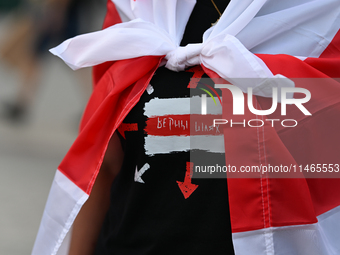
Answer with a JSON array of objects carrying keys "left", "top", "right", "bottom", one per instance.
[{"left": 134, "top": 163, "right": 150, "bottom": 183}]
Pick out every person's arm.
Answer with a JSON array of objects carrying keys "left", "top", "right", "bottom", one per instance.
[{"left": 68, "top": 132, "right": 124, "bottom": 255}]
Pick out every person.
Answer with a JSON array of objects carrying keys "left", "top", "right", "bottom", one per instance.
[
  {"left": 73, "top": 3, "right": 235, "bottom": 254},
  {"left": 32, "top": 0, "right": 340, "bottom": 254}
]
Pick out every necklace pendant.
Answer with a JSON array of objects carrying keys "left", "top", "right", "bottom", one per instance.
[{"left": 211, "top": 17, "right": 220, "bottom": 26}]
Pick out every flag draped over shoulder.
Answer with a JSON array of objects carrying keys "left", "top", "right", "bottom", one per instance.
[{"left": 32, "top": 0, "right": 340, "bottom": 254}]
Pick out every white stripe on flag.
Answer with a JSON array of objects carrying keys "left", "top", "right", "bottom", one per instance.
[
  {"left": 144, "top": 96, "right": 222, "bottom": 117},
  {"left": 232, "top": 205, "right": 340, "bottom": 255},
  {"left": 32, "top": 170, "right": 88, "bottom": 255},
  {"left": 144, "top": 135, "right": 225, "bottom": 156}
]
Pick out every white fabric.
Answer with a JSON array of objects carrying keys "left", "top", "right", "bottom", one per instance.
[
  {"left": 50, "top": 0, "right": 340, "bottom": 98},
  {"left": 232, "top": 205, "right": 340, "bottom": 255},
  {"left": 31, "top": 170, "right": 88, "bottom": 255}
]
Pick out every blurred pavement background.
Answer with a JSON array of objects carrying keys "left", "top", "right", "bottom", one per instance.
[{"left": 0, "top": 1, "right": 106, "bottom": 254}]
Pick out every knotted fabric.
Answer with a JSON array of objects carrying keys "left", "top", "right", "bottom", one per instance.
[
  {"left": 51, "top": 18, "right": 293, "bottom": 97},
  {"left": 49, "top": 0, "right": 340, "bottom": 97}
]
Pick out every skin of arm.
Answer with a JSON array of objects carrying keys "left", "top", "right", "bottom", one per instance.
[{"left": 68, "top": 132, "right": 124, "bottom": 255}]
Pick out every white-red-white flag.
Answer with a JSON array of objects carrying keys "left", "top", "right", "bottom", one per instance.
[{"left": 32, "top": 1, "right": 340, "bottom": 254}]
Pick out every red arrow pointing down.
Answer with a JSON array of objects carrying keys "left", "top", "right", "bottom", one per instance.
[{"left": 177, "top": 162, "right": 198, "bottom": 199}]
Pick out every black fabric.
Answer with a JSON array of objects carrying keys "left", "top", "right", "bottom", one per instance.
[
  {"left": 181, "top": 0, "right": 231, "bottom": 46},
  {"left": 95, "top": 1, "right": 234, "bottom": 254}
]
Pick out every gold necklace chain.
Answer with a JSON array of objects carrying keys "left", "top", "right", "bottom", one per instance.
[
  {"left": 210, "top": 0, "right": 222, "bottom": 26},
  {"left": 211, "top": 0, "right": 222, "bottom": 16}
]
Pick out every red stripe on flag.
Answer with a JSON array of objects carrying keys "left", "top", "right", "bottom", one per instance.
[
  {"left": 103, "top": 0, "right": 122, "bottom": 29},
  {"left": 202, "top": 65, "right": 320, "bottom": 233},
  {"left": 92, "top": 0, "right": 122, "bottom": 89}
]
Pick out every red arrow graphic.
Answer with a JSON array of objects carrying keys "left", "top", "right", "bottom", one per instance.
[
  {"left": 117, "top": 123, "right": 138, "bottom": 139},
  {"left": 186, "top": 66, "right": 205, "bottom": 88},
  {"left": 177, "top": 162, "right": 198, "bottom": 199}
]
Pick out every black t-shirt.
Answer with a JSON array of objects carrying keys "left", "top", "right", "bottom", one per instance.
[{"left": 95, "top": 1, "right": 234, "bottom": 254}]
